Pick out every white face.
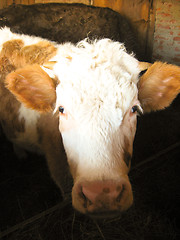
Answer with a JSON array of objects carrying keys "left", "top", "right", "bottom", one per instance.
[
  {"left": 53, "top": 39, "right": 142, "bottom": 216},
  {"left": 56, "top": 86, "right": 140, "bottom": 181}
]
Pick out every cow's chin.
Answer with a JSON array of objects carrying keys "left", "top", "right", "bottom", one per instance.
[{"left": 71, "top": 177, "right": 133, "bottom": 219}]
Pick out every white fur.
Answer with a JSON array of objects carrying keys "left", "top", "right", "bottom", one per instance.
[
  {"left": 0, "top": 27, "right": 57, "bottom": 51},
  {"left": 53, "top": 39, "right": 140, "bottom": 180},
  {"left": 0, "top": 27, "right": 140, "bottom": 180}
]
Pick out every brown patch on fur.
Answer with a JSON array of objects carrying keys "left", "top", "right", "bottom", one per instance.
[
  {"left": 138, "top": 62, "right": 180, "bottom": 112},
  {"left": 0, "top": 56, "right": 25, "bottom": 139},
  {"left": 0, "top": 56, "right": 15, "bottom": 75},
  {"left": 37, "top": 113, "right": 69, "bottom": 193},
  {"left": 43, "top": 61, "right": 57, "bottom": 70},
  {"left": 138, "top": 62, "right": 152, "bottom": 71},
  {"left": 1, "top": 39, "right": 24, "bottom": 66},
  {"left": 20, "top": 41, "right": 57, "bottom": 65},
  {"left": 5, "top": 64, "right": 56, "bottom": 113},
  {"left": 1, "top": 39, "right": 57, "bottom": 68},
  {"left": 123, "top": 136, "right": 132, "bottom": 167},
  {"left": 0, "top": 99, "right": 25, "bottom": 139},
  {"left": 123, "top": 151, "right": 132, "bottom": 168},
  {"left": 66, "top": 56, "right": 72, "bottom": 61},
  {"left": 0, "top": 38, "right": 58, "bottom": 147}
]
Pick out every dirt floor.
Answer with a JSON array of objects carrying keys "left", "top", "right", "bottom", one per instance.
[{"left": 0, "top": 94, "right": 180, "bottom": 240}]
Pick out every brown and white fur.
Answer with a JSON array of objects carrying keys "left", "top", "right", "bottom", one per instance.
[{"left": 0, "top": 27, "right": 179, "bottom": 218}]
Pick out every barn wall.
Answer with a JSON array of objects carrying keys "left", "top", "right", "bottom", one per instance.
[
  {"left": 0, "top": 0, "right": 35, "bottom": 8},
  {"left": 34, "top": 0, "right": 91, "bottom": 4},
  {"left": 152, "top": 0, "right": 180, "bottom": 65},
  {"left": 0, "top": 0, "right": 92, "bottom": 6}
]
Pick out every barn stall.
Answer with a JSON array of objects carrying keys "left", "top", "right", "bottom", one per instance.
[{"left": 0, "top": 0, "right": 179, "bottom": 240}]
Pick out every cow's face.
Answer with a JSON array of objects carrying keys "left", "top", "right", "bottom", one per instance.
[
  {"left": 5, "top": 39, "right": 180, "bottom": 218},
  {"left": 53, "top": 39, "right": 141, "bottom": 216},
  {"left": 57, "top": 96, "right": 138, "bottom": 216}
]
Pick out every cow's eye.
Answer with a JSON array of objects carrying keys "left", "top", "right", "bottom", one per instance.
[
  {"left": 59, "top": 106, "right": 65, "bottom": 114},
  {"left": 131, "top": 105, "right": 143, "bottom": 116}
]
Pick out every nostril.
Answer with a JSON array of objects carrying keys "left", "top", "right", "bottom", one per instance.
[
  {"left": 116, "top": 184, "right": 125, "bottom": 202},
  {"left": 82, "top": 186, "right": 97, "bottom": 204},
  {"left": 79, "top": 186, "right": 93, "bottom": 208},
  {"left": 81, "top": 181, "right": 124, "bottom": 204}
]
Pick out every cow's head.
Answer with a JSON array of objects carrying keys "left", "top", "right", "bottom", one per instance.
[{"left": 5, "top": 39, "right": 180, "bottom": 218}]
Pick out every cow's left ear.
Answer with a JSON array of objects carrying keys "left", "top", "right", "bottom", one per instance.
[
  {"left": 138, "top": 62, "right": 180, "bottom": 113},
  {"left": 5, "top": 64, "right": 57, "bottom": 113}
]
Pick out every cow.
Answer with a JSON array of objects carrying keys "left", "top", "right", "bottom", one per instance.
[{"left": 0, "top": 27, "right": 179, "bottom": 218}]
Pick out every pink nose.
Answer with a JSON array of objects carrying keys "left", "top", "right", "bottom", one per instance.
[
  {"left": 78, "top": 180, "right": 130, "bottom": 216},
  {"left": 82, "top": 181, "right": 122, "bottom": 203}
]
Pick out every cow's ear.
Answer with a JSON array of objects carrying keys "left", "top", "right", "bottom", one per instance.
[
  {"left": 138, "top": 62, "right": 180, "bottom": 113},
  {"left": 5, "top": 64, "right": 57, "bottom": 113}
]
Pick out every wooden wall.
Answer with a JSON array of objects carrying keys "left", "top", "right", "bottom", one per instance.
[
  {"left": 0, "top": 0, "right": 91, "bottom": 8},
  {"left": 0, "top": 1, "right": 34, "bottom": 9}
]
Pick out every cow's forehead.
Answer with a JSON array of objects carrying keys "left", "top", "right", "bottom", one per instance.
[{"left": 54, "top": 39, "right": 140, "bottom": 123}]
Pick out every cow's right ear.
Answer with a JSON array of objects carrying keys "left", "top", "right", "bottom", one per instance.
[
  {"left": 5, "top": 64, "right": 57, "bottom": 113},
  {"left": 138, "top": 62, "right": 180, "bottom": 113}
]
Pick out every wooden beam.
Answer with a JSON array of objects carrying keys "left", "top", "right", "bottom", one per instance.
[{"left": 35, "top": 0, "right": 91, "bottom": 4}]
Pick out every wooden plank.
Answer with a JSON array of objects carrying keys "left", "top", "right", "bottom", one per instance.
[
  {"left": 94, "top": 0, "right": 149, "bottom": 21},
  {"left": 7, "top": 0, "right": 14, "bottom": 6},
  {"left": 20, "top": 0, "right": 34, "bottom": 5},
  {"left": 0, "top": 0, "right": 35, "bottom": 8},
  {"left": 147, "top": 0, "right": 157, "bottom": 61},
  {"left": 14, "top": 0, "right": 21, "bottom": 4},
  {"left": 93, "top": 0, "right": 123, "bottom": 13},
  {"left": 0, "top": 0, "right": 6, "bottom": 9},
  {"left": 28, "top": 0, "right": 35, "bottom": 4},
  {"left": 35, "top": 0, "right": 91, "bottom": 4},
  {"left": 94, "top": 0, "right": 152, "bottom": 60}
]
